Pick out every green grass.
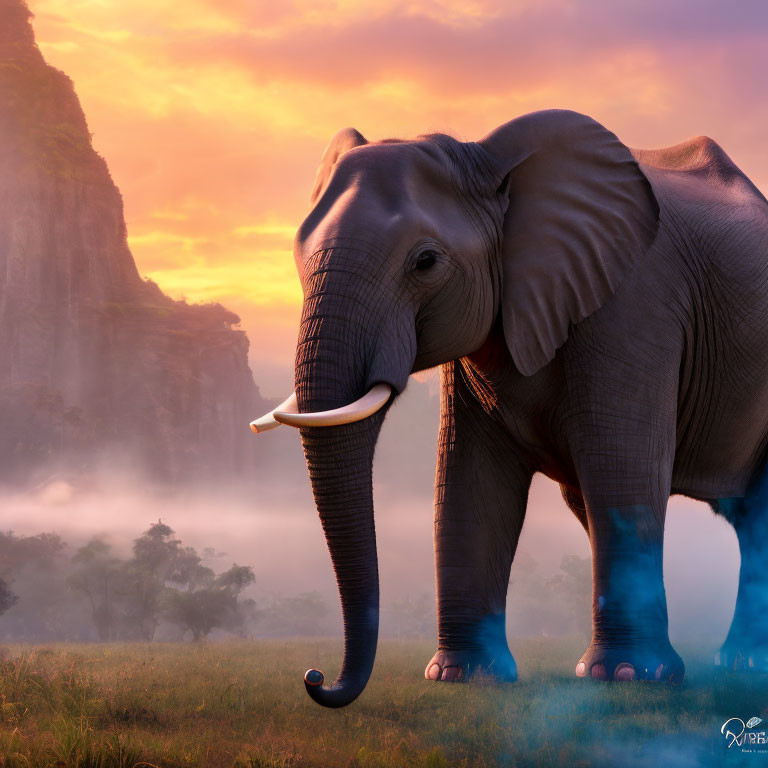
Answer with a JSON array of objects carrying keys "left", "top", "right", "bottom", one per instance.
[{"left": 0, "top": 638, "right": 763, "bottom": 767}]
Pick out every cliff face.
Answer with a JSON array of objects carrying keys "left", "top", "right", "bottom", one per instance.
[{"left": 0, "top": 0, "right": 269, "bottom": 482}]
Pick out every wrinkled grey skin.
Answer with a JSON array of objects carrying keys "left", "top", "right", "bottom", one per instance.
[{"left": 291, "top": 110, "right": 768, "bottom": 707}]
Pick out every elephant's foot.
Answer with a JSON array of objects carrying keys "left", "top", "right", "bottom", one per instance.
[
  {"left": 575, "top": 641, "right": 684, "bottom": 683},
  {"left": 716, "top": 643, "right": 768, "bottom": 672},
  {"left": 424, "top": 648, "right": 517, "bottom": 683}
]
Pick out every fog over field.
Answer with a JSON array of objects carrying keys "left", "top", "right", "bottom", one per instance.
[{"left": 0, "top": 376, "right": 740, "bottom": 648}]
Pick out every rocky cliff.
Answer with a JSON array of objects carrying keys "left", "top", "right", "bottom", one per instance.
[{"left": 0, "top": 0, "right": 269, "bottom": 483}]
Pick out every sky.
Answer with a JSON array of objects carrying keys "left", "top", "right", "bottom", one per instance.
[{"left": 27, "top": 0, "right": 768, "bottom": 397}]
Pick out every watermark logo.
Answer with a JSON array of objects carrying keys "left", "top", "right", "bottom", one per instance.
[{"left": 721, "top": 716, "right": 767, "bottom": 751}]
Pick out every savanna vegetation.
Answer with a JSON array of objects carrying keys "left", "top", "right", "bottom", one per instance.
[{"left": 0, "top": 638, "right": 761, "bottom": 768}]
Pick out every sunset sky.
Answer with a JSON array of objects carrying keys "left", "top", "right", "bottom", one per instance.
[{"left": 28, "top": 0, "right": 768, "bottom": 396}]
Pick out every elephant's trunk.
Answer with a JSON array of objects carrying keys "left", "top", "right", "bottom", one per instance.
[
  {"left": 299, "top": 415, "right": 385, "bottom": 707},
  {"left": 295, "top": 290, "right": 394, "bottom": 707}
]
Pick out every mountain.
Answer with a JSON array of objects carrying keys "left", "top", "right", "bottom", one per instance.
[{"left": 0, "top": 0, "right": 269, "bottom": 483}]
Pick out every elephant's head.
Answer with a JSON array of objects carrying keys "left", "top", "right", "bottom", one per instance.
[{"left": 250, "top": 110, "right": 659, "bottom": 707}]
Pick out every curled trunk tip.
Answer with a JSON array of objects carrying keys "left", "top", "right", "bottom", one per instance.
[{"left": 302, "top": 663, "right": 374, "bottom": 708}]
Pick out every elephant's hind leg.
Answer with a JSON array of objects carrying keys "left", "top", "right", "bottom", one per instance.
[
  {"left": 564, "top": 334, "right": 686, "bottom": 683},
  {"left": 715, "top": 486, "right": 768, "bottom": 671},
  {"left": 574, "top": 497, "right": 684, "bottom": 683},
  {"left": 570, "top": 415, "right": 684, "bottom": 683}
]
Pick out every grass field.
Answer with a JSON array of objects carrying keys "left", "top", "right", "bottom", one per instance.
[{"left": 0, "top": 637, "right": 765, "bottom": 768}]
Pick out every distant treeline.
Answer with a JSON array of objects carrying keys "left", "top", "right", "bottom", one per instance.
[
  {"left": 0, "top": 522, "right": 258, "bottom": 642},
  {"left": 0, "top": 521, "right": 591, "bottom": 642}
]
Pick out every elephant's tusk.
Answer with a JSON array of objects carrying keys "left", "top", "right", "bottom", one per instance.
[
  {"left": 249, "top": 393, "right": 299, "bottom": 433},
  {"left": 273, "top": 383, "right": 392, "bottom": 428}
]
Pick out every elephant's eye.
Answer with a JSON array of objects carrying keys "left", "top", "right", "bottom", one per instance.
[{"left": 414, "top": 250, "right": 439, "bottom": 271}]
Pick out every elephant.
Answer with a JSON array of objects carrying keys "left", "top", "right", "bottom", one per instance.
[{"left": 250, "top": 109, "right": 768, "bottom": 708}]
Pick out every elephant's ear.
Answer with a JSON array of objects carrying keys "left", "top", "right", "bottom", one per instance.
[
  {"left": 310, "top": 127, "right": 368, "bottom": 206},
  {"left": 478, "top": 110, "right": 659, "bottom": 376}
]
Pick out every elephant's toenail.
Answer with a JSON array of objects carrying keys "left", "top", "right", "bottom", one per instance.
[
  {"left": 426, "top": 663, "right": 441, "bottom": 680},
  {"left": 614, "top": 663, "right": 635, "bottom": 681},
  {"left": 442, "top": 666, "right": 461, "bottom": 681},
  {"left": 655, "top": 664, "right": 664, "bottom": 680},
  {"left": 575, "top": 662, "right": 587, "bottom": 677},
  {"left": 591, "top": 664, "right": 606, "bottom": 680}
]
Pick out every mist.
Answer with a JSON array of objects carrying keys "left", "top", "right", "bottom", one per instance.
[{"left": 0, "top": 377, "right": 740, "bottom": 653}]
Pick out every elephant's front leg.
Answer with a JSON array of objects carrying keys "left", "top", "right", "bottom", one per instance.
[
  {"left": 576, "top": 468, "right": 684, "bottom": 682},
  {"left": 425, "top": 362, "right": 532, "bottom": 683}
]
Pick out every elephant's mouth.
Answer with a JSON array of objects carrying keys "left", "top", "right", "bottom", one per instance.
[{"left": 249, "top": 383, "right": 392, "bottom": 433}]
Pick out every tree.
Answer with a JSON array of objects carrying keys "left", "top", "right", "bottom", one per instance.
[
  {"left": 164, "top": 564, "right": 256, "bottom": 641},
  {"left": 122, "top": 521, "right": 181, "bottom": 640},
  {"left": 0, "top": 531, "right": 66, "bottom": 582},
  {"left": 257, "top": 591, "right": 332, "bottom": 637},
  {"left": 0, "top": 531, "right": 72, "bottom": 640},
  {"left": 66, "top": 538, "right": 123, "bottom": 641},
  {"left": 0, "top": 578, "right": 18, "bottom": 616},
  {"left": 168, "top": 546, "right": 215, "bottom": 591}
]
